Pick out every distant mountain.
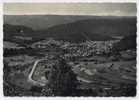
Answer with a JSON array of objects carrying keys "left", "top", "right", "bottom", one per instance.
[
  {"left": 43, "top": 17, "right": 136, "bottom": 35},
  {"left": 4, "top": 15, "right": 136, "bottom": 33},
  {"left": 4, "top": 15, "right": 95, "bottom": 30},
  {"left": 4, "top": 15, "right": 136, "bottom": 43},
  {"left": 113, "top": 35, "right": 136, "bottom": 51},
  {"left": 3, "top": 24, "right": 113, "bottom": 43},
  {"left": 35, "top": 17, "right": 136, "bottom": 42}
]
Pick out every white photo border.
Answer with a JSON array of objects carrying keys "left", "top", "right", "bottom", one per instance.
[{"left": 0, "top": 0, "right": 138, "bottom": 100}]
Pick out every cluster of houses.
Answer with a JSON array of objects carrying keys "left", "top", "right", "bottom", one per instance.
[
  {"left": 31, "top": 38, "right": 120, "bottom": 59},
  {"left": 62, "top": 40, "right": 120, "bottom": 59}
]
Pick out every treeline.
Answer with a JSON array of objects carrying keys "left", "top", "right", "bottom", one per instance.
[{"left": 3, "top": 47, "right": 36, "bottom": 57}]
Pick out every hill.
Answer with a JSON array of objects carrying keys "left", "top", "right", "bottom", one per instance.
[
  {"left": 4, "top": 15, "right": 136, "bottom": 35},
  {"left": 35, "top": 17, "right": 136, "bottom": 42},
  {"left": 4, "top": 24, "right": 34, "bottom": 40},
  {"left": 3, "top": 24, "right": 40, "bottom": 45},
  {"left": 113, "top": 35, "right": 136, "bottom": 51},
  {"left": 42, "top": 17, "right": 136, "bottom": 36},
  {"left": 4, "top": 16, "right": 136, "bottom": 43},
  {"left": 3, "top": 23, "right": 113, "bottom": 43},
  {"left": 4, "top": 15, "right": 94, "bottom": 30}
]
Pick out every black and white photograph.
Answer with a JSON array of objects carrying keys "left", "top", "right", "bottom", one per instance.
[{"left": 3, "top": 3, "right": 137, "bottom": 97}]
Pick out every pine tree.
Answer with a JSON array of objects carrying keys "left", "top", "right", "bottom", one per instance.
[{"left": 48, "top": 58, "right": 78, "bottom": 96}]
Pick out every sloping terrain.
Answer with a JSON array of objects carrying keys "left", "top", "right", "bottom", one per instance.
[
  {"left": 4, "top": 15, "right": 136, "bottom": 33},
  {"left": 113, "top": 35, "right": 136, "bottom": 51},
  {"left": 3, "top": 24, "right": 113, "bottom": 43},
  {"left": 4, "top": 15, "right": 95, "bottom": 30},
  {"left": 35, "top": 16, "right": 136, "bottom": 42},
  {"left": 42, "top": 16, "right": 136, "bottom": 36},
  {"left": 4, "top": 16, "right": 136, "bottom": 43}
]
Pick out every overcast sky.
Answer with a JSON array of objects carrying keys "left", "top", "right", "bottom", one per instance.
[{"left": 4, "top": 3, "right": 136, "bottom": 16}]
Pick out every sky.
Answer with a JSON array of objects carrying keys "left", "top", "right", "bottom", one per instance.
[{"left": 4, "top": 3, "right": 137, "bottom": 16}]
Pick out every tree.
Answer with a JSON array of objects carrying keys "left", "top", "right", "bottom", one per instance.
[{"left": 47, "top": 58, "right": 78, "bottom": 96}]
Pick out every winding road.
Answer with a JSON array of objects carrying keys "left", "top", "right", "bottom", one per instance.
[{"left": 28, "top": 59, "right": 46, "bottom": 86}]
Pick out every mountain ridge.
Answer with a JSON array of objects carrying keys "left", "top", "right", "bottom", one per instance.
[
  {"left": 4, "top": 15, "right": 136, "bottom": 30},
  {"left": 4, "top": 16, "right": 136, "bottom": 43}
]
